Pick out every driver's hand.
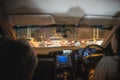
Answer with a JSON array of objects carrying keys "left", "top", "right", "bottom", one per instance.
[{"left": 89, "top": 68, "right": 94, "bottom": 80}]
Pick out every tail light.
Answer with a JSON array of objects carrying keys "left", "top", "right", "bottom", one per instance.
[
  {"left": 81, "top": 40, "right": 85, "bottom": 43},
  {"left": 71, "top": 40, "right": 75, "bottom": 44},
  {"left": 61, "top": 41, "right": 67, "bottom": 46},
  {"left": 46, "top": 40, "right": 52, "bottom": 45},
  {"left": 61, "top": 41, "right": 65, "bottom": 45}
]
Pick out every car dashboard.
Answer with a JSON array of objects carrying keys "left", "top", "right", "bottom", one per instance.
[{"left": 32, "top": 46, "right": 103, "bottom": 80}]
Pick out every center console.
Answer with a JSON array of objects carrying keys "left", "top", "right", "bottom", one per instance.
[
  {"left": 56, "top": 55, "right": 72, "bottom": 67},
  {"left": 54, "top": 50, "right": 74, "bottom": 80}
]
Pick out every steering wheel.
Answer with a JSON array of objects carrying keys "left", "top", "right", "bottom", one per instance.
[
  {"left": 81, "top": 44, "right": 110, "bottom": 58},
  {"left": 79, "top": 44, "right": 110, "bottom": 80},
  {"left": 81, "top": 44, "right": 111, "bottom": 67}
]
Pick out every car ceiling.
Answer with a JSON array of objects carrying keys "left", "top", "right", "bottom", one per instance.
[{"left": 0, "top": 0, "right": 120, "bottom": 26}]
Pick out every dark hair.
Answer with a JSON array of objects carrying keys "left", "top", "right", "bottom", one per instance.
[
  {"left": 0, "top": 18, "right": 38, "bottom": 80},
  {"left": 0, "top": 18, "right": 16, "bottom": 40},
  {"left": 0, "top": 39, "right": 37, "bottom": 80}
]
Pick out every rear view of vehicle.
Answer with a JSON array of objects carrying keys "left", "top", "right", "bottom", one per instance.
[
  {"left": 45, "top": 37, "right": 68, "bottom": 47},
  {"left": 86, "top": 38, "right": 103, "bottom": 46},
  {"left": 26, "top": 37, "right": 39, "bottom": 47}
]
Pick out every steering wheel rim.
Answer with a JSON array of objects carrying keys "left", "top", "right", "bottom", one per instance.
[
  {"left": 81, "top": 44, "right": 110, "bottom": 58},
  {"left": 78, "top": 44, "right": 111, "bottom": 80},
  {"left": 80, "top": 44, "right": 111, "bottom": 70}
]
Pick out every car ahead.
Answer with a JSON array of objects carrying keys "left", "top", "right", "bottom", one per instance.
[
  {"left": 45, "top": 37, "right": 68, "bottom": 47},
  {"left": 86, "top": 38, "right": 103, "bottom": 46},
  {"left": 25, "top": 37, "right": 39, "bottom": 47}
]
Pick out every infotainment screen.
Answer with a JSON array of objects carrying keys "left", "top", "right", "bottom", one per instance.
[{"left": 57, "top": 55, "right": 68, "bottom": 63}]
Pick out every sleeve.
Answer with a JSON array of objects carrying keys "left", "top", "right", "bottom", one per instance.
[{"left": 91, "top": 56, "right": 118, "bottom": 80}]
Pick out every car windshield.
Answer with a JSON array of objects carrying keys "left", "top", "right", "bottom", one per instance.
[{"left": 14, "top": 25, "right": 111, "bottom": 48}]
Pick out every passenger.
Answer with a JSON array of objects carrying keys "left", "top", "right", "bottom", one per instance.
[
  {"left": 0, "top": 17, "right": 16, "bottom": 40},
  {"left": 90, "top": 22, "right": 120, "bottom": 80},
  {"left": 0, "top": 16, "right": 38, "bottom": 80}
]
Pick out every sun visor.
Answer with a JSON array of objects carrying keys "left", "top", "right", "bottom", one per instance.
[
  {"left": 80, "top": 15, "right": 120, "bottom": 27},
  {"left": 7, "top": 14, "right": 120, "bottom": 27},
  {"left": 8, "top": 14, "right": 56, "bottom": 26},
  {"left": 54, "top": 16, "right": 80, "bottom": 25}
]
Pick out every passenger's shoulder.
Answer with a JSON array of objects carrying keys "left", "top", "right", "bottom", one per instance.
[
  {"left": 100, "top": 56, "right": 119, "bottom": 63},
  {"left": 101, "top": 56, "right": 112, "bottom": 60}
]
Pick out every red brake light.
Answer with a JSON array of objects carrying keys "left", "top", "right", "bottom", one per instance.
[
  {"left": 47, "top": 41, "right": 52, "bottom": 44},
  {"left": 61, "top": 41, "right": 67, "bottom": 46},
  {"left": 81, "top": 40, "right": 85, "bottom": 43},
  {"left": 71, "top": 40, "right": 75, "bottom": 44}
]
